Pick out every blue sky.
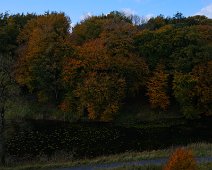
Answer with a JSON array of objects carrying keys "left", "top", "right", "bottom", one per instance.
[{"left": 1, "top": 0, "right": 212, "bottom": 25}]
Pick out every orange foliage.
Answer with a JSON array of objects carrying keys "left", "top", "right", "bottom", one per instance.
[
  {"left": 87, "top": 103, "right": 98, "bottom": 120},
  {"left": 15, "top": 13, "right": 71, "bottom": 103},
  {"left": 164, "top": 148, "right": 197, "bottom": 170},
  {"left": 100, "top": 20, "right": 137, "bottom": 58},
  {"left": 147, "top": 64, "right": 170, "bottom": 110},
  {"left": 62, "top": 36, "right": 148, "bottom": 121},
  {"left": 81, "top": 73, "right": 126, "bottom": 121},
  {"left": 59, "top": 100, "right": 70, "bottom": 113}
]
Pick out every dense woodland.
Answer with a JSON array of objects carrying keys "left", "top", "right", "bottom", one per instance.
[{"left": 0, "top": 11, "right": 212, "bottom": 123}]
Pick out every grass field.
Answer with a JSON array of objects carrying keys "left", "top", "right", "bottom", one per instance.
[{"left": 1, "top": 143, "right": 211, "bottom": 170}]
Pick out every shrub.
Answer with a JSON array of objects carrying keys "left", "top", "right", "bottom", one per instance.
[{"left": 164, "top": 148, "right": 197, "bottom": 170}]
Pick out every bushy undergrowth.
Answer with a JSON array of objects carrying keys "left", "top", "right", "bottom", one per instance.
[
  {"left": 1, "top": 144, "right": 212, "bottom": 170},
  {"left": 164, "top": 148, "right": 197, "bottom": 170},
  {"left": 4, "top": 118, "right": 212, "bottom": 164}
]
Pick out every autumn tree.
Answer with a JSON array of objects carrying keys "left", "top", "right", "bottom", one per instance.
[
  {"left": 192, "top": 61, "right": 212, "bottom": 115},
  {"left": 16, "top": 13, "right": 72, "bottom": 108},
  {"left": 75, "top": 73, "right": 126, "bottom": 121},
  {"left": 134, "top": 26, "right": 173, "bottom": 70},
  {"left": 142, "top": 15, "right": 167, "bottom": 30},
  {"left": 146, "top": 64, "right": 170, "bottom": 110},
  {"left": 71, "top": 16, "right": 103, "bottom": 45},
  {"left": 62, "top": 35, "right": 149, "bottom": 121},
  {"left": 101, "top": 18, "right": 138, "bottom": 58},
  {"left": 61, "top": 39, "right": 114, "bottom": 121},
  {"left": 0, "top": 13, "right": 35, "bottom": 165},
  {"left": 71, "top": 11, "right": 133, "bottom": 46},
  {"left": 0, "top": 54, "right": 18, "bottom": 165},
  {"left": 99, "top": 15, "right": 148, "bottom": 96},
  {"left": 60, "top": 12, "right": 150, "bottom": 121},
  {"left": 135, "top": 18, "right": 212, "bottom": 73},
  {"left": 0, "top": 11, "right": 211, "bottom": 123},
  {"left": 173, "top": 72, "right": 199, "bottom": 118},
  {"left": 186, "top": 15, "right": 210, "bottom": 26}
]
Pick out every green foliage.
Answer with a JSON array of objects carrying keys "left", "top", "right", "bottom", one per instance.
[
  {"left": 173, "top": 73, "right": 199, "bottom": 118},
  {"left": 99, "top": 165, "right": 162, "bottom": 170},
  {"left": 0, "top": 12, "right": 34, "bottom": 115},
  {"left": 143, "top": 15, "right": 167, "bottom": 30},
  {"left": 72, "top": 11, "right": 132, "bottom": 45},
  {"left": 72, "top": 17, "right": 103, "bottom": 45},
  {"left": 5, "top": 119, "right": 212, "bottom": 163},
  {"left": 0, "top": 12, "right": 37, "bottom": 165},
  {"left": 62, "top": 36, "right": 149, "bottom": 121},
  {"left": 0, "top": 11, "right": 211, "bottom": 121},
  {"left": 15, "top": 13, "right": 73, "bottom": 105},
  {"left": 192, "top": 61, "right": 212, "bottom": 115}
]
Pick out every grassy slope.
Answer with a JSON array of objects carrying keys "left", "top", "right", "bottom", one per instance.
[{"left": 1, "top": 143, "right": 211, "bottom": 170}]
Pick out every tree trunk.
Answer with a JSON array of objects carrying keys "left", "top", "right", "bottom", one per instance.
[{"left": 0, "top": 107, "right": 5, "bottom": 165}]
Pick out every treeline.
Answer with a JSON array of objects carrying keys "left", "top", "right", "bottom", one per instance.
[{"left": 0, "top": 11, "right": 211, "bottom": 122}]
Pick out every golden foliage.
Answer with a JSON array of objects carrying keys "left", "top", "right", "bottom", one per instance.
[
  {"left": 164, "top": 148, "right": 197, "bottom": 170},
  {"left": 147, "top": 64, "right": 170, "bottom": 110},
  {"left": 15, "top": 13, "right": 72, "bottom": 102},
  {"left": 62, "top": 34, "right": 149, "bottom": 121}
]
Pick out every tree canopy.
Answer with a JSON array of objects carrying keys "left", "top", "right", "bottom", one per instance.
[{"left": 0, "top": 11, "right": 211, "bottom": 121}]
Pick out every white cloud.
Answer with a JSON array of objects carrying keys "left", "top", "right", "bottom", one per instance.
[
  {"left": 121, "top": 8, "right": 154, "bottom": 20},
  {"left": 196, "top": 4, "right": 212, "bottom": 18},
  {"left": 121, "top": 8, "right": 136, "bottom": 17},
  {"left": 80, "top": 12, "right": 92, "bottom": 21},
  {"left": 121, "top": 8, "right": 154, "bottom": 25},
  {"left": 70, "top": 23, "right": 76, "bottom": 28},
  {"left": 144, "top": 13, "right": 154, "bottom": 20}
]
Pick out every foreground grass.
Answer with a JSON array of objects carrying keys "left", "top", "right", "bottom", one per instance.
[
  {"left": 1, "top": 143, "right": 212, "bottom": 170},
  {"left": 98, "top": 165, "right": 162, "bottom": 170}
]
